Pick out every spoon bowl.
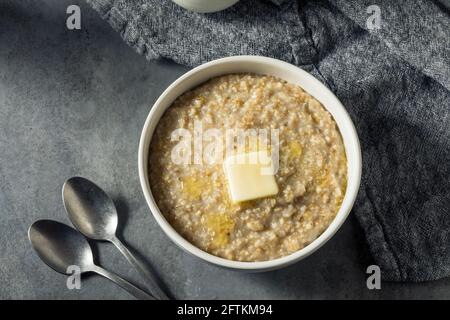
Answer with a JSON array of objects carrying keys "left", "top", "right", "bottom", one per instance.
[
  {"left": 63, "top": 177, "right": 118, "bottom": 240},
  {"left": 29, "top": 219, "right": 94, "bottom": 274}
]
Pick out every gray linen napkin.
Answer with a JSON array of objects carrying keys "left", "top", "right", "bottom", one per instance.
[{"left": 86, "top": 0, "right": 450, "bottom": 282}]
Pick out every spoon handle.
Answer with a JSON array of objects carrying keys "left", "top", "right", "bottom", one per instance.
[
  {"left": 111, "top": 237, "right": 169, "bottom": 300},
  {"left": 91, "top": 265, "right": 154, "bottom": 300}
]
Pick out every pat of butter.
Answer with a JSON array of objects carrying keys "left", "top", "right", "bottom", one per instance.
[{"left": 223, "top": 151, "right": 278, "bottom": 203}]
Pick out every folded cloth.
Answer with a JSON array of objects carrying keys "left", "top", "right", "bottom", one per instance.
[{"left": 86, "top": 0, "right": 450, "bottom": 282}]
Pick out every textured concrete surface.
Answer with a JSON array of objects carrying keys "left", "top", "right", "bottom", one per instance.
[{"left": 1, "top": 0, "right": 450, "bottom": 299}]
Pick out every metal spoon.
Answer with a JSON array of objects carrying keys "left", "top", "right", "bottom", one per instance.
[
  {"left": 28, "top": 220, "right": 153, "bottom": 300},
  {"left": 62, "top": 176, "right": 169, "bottom": 300}
]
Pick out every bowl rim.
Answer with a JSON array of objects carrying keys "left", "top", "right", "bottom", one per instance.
[
  {"left": 138, "top": 56, "right": 362, "bottom": 271},
  {"left": 171, "top": 0, "right": 240, "bottom": 13}
]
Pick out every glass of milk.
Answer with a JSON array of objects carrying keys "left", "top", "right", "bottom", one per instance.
[{"left": 172, "top": 0, "right": 239, "bottom": 13}]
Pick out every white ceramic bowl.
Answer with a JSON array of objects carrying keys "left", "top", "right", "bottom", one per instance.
[
  {"left": 139, "top": 56, "right": 361, "bottom": 271},
  {"left": 172, "top": 0, "right": 239, "bottom": 13}
]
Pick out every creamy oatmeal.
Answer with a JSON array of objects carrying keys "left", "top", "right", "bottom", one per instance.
[{"left": 149, "top": 74, "right": 347, "bottom": 262}]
